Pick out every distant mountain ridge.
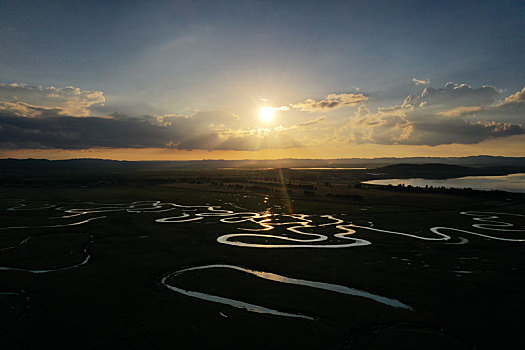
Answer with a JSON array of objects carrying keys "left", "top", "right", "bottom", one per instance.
[
  {"left": 2, "top": 155, "right": 525, "bottom": 169},
  {"left": 2, "top": 157, "right": 525, "bottom": 185}
]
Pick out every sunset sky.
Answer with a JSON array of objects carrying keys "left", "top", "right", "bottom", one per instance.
[{"left": 1, "top": 0, "right": 524, "bottom": 160}]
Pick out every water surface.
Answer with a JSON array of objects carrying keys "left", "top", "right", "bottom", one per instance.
[{"left": 363, "top": 173, "right": 525, "bottom": 193}]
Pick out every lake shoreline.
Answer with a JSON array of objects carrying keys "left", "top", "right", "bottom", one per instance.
[{"left": 362, "top": 173, "right": 525, "bottom": 194}]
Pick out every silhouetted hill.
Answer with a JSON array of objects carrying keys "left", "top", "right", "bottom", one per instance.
[
  {"left": 1, "top": 157, "right": 525, "bottom": 186},
  {"left": 1, "top": 156, "right": 525, "bottom": 175}
]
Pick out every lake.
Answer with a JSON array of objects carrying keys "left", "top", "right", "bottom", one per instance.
[{"left": 362, "top": 173, "right": 525, "bottom": 193}]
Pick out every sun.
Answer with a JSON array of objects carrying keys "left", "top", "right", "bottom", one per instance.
[{"left": 258, "top": 106, "right": 275, "bottom": 122}]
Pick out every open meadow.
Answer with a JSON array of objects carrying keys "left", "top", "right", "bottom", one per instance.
[{"left": 1, "top": 167, "right": 525, "bottom": 349}]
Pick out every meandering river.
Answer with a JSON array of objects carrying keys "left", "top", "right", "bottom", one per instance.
[{"left": 2, "top": 199, "right": 524, "bottom": 320}]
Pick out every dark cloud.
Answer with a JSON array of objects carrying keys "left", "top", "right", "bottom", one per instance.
[
  {"left": 295, "top": 116, "right": 325, "bottom": 128},
  {"left": 0, "top": 112, "right": 173, "bottom": 149},
  {"left": 403, "top": 82, "right": 499, "bottom": 108},
  {"left": 406, "top": 117, "right": 524, "bottom": 146},
  {"left": 2, "top": 80, "right": 522, "bottom": 151},
  {"left": 0, "top": 108, "right": 300, "bottom": 151},
  {"left": 434, "top": 106, "right": 483, "bottom": 117},
  {"left": 0, "top": 84, "right": 252, "bottom": 151},
  {"left": 338, "top": 83, "right": 525, "bottom": 146},
  {"left": 289, "top": 93, "right": 367, "bottom": 112},
  {"left": 0, "top": 101, "right": 65, "bottom": 118},
  {"left": 430, "top": 86, "right": 525, "bottom": 123},
  {"left": 0, "top": 81, "right": 309, "bottom": 152},
  {"left": 485, "top": 87, "right": 525, "bottom": 123},
  {"left": 157, "top": 110, "right": 239, "bottom": 128}
]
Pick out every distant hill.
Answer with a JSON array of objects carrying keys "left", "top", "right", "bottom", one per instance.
[
  {"left": 1, "top": 157, "right": 525, "bottom": 185},
  {"left": 2, "top": 155, "right": 525, "bottom": 169}
]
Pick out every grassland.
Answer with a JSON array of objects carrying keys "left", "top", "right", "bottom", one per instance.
[{"left": 1, "top": 165, "right": 525, "bottom": 349}]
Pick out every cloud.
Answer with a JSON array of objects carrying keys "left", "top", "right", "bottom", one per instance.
[
  {"left": 2, "top": 81, "right": 522, "bottom": 152},
  {"left": 412, "top": 78, "right": 429, "bottom": 85},
  {"left": 484, "top": 87, "right": 525, "bottom": 122},
  {"left": 430, "top": 86, "right": 525, "bottom": 123},
  {"left": 0, "top": 83, "right": 264, "bottom": 151},
  {"left": 207, "top": 116, "right": 328, "bottom": 151},
  {"left": 0, "top": 107, "right": 306, "bottom": 151},
  {"left": 295, "top": 116, "right": 326, "bottom": 128},
  {"left": 434, "top": 106, "right": 483, "bottom": 117},
  {"left": 425, "top": 85, "right": 525, "bottom": 122},
  {"left": 0, "top": 113, "right": 169, "bottom": 149},
  {"left": 156, "top": 110, "right": 239, "bottom": 128},
  {"left": 0, "top": 81, "right": 321, "bottom": 151},
  {"left": 288, "top": 93, "right": 367, "bottom": 112},
  {"left": 0, "top": 83, "right": 105, "bottom": 117},
  {"left": 499, "top": 87, "right": 525, "bottom": 105},
  {"left": 0, "top": 106, "right": 234, "bottom": 150},
  {"left": 214, "top": 127, "right": 303, "bottom": 151},
  {"left": 0, "top": 84, "right": 362, "bottom": 151},
  {"left": 403, "top": 82, "right": 498, "bottom": 108},
  {"left": 0, "top": 101, "right": 65, "bottom": 118},
  {"left": 406, "top": 118, "right": 524, "bottom": 146},
  {"left": 337, "top": 82, "right": 525, "bottom": 146},
  {"left": 337, "top": 105, "right": 414, "bottom": 144}
]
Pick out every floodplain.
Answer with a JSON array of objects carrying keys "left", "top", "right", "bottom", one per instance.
[{"left": 1, "top": 164, "right": 525, "bottom": 349}]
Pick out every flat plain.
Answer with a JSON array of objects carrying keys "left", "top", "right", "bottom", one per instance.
[{"left": 1, "top": 166, "right": 524, "bottom": 349}]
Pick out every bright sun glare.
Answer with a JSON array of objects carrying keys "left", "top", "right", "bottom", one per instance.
[{"left": 258, "top": 106, "right": 275, "bottom": 122}]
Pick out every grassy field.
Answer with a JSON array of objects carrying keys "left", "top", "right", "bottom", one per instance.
[{"left": 1, "top": 168, "right": 525, "bottom": 349}]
